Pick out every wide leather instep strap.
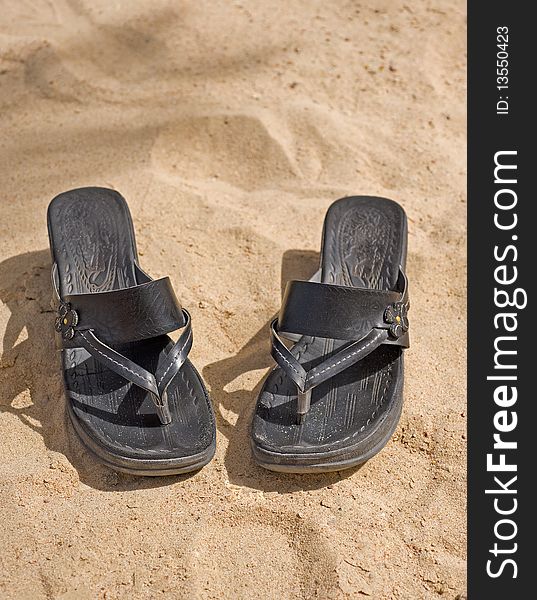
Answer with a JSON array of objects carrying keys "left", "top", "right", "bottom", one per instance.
[
  {"left": 60, "top": 277, "right": 185, "bottom": 347},
  {"left": 278, "top": 267, "right": 409, "bottom": 340},
  {"left": 278, "top": 281, "right": 402, "bottom": 341}
]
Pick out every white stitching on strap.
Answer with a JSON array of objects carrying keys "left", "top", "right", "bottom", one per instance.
[
  {"left": 157, "top": 330, "right": 192, "bottom": 386},
  {"left": 273, "top": 345, "right": 301, "bottom": 376},
  {"left": 80, "top": 332, "right": 154, "bottom": 385},
  {"left": 309, "top": 331, "right": 384, "bottom": 380}
]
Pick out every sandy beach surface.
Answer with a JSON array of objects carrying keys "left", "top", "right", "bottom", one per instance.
[{"left": 0, "top": 1, "right": 466, "bottom": 598}]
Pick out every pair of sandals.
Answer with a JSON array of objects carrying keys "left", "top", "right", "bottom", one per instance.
[{"left": 48, "top": 188, "right": 409, "bottom": 475}]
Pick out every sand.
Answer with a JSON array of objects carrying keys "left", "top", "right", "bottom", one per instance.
[{"left": 0, "top": 1, "right": 466, "bottom": 598}]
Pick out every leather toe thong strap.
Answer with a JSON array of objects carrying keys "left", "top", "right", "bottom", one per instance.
[
  {"left": 270, "top": 321, "right": 308, "bottom": 391},
  {"left": 155, "top": 309, "right": 193, "bottom": 395},
  {"left": 73, "top": 310, "right": 193, "bottom": 425},
  {"left": 78, "top": 330, "right": 159, "bottom": 398},
  {"left": 270, "top": 319, "right": 389, "bottom": 393}
]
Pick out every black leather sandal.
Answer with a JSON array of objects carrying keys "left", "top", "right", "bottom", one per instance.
[
  {"left": 48, "top": 187, "right": 216, "bottom": 475},
  {"left": 251, "top": 196, "right": 410, "bottom": 473}
]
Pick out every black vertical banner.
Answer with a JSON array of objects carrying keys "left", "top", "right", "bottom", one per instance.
[{"left": 468, "top": 2, "right": 532, "bottom": 597}]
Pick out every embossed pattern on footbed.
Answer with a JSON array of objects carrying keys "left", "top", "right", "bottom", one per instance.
[
  {"left": 48, "top": 188, "right": 215, "bottom": 462},
  {"left": 252, "top": 196, "right": 406, "bottom": 461}
]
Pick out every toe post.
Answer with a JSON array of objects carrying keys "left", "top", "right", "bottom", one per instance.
[
  {"left": 297, "top": 389, "right": 312, "bottom": 424},
  {"left": 154, "top": 391, "right": 172, "bottom": 425}
]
